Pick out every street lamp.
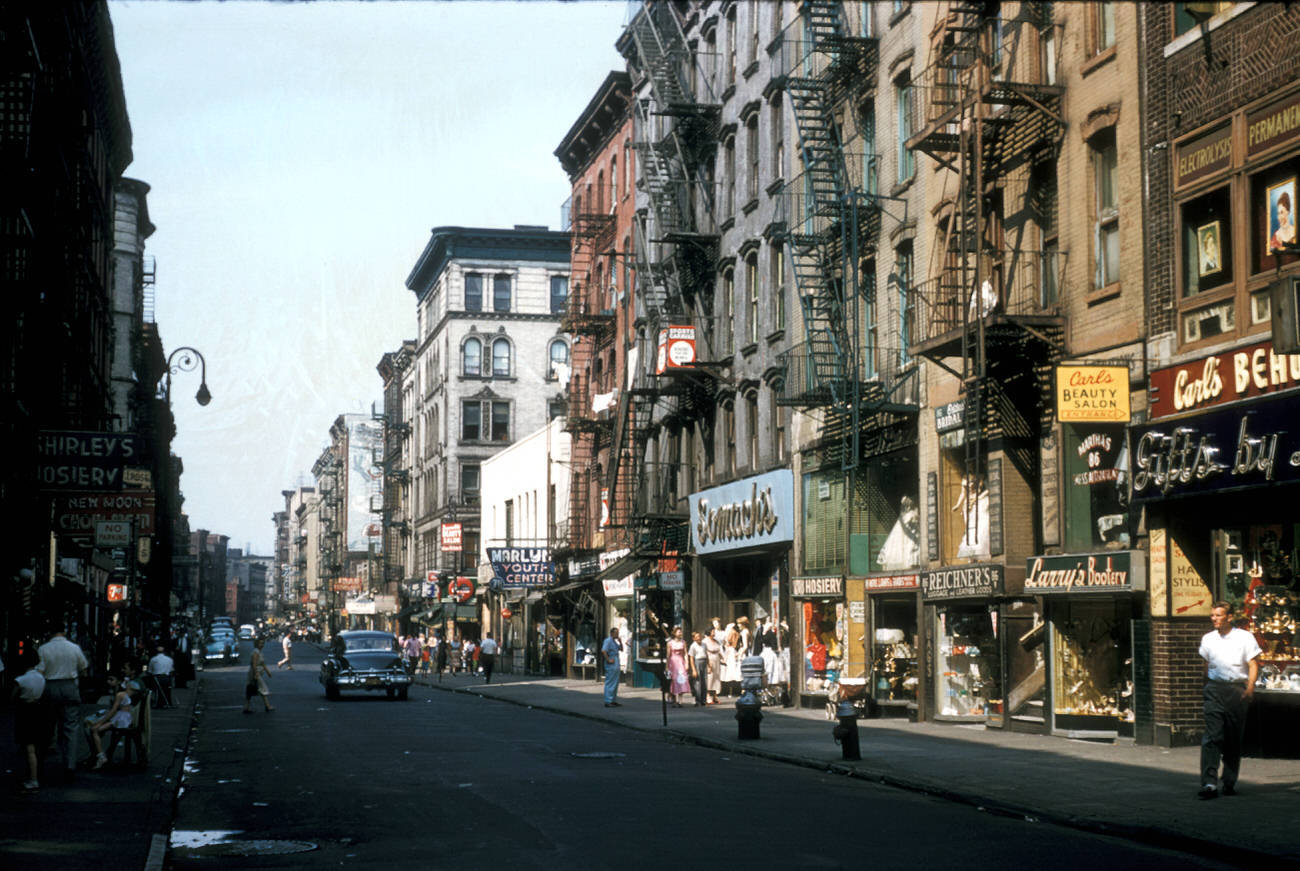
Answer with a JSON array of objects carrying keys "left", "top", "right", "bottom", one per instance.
[{"left": 164, "top": 346, "right": 212, "bottom": 407}]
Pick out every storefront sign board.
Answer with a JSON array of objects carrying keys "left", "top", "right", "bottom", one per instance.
[
  {"left": 332, "top": 577, "right": 363, "bottom": 592},
  {"left": 792, "top": 575, "right": 844, "bottom": 598},
  {"left": 603, "top": 576, "right": 634, "bottom": 598},
  {"left": 659, "top": 571, "right": 684, "bottom": 591},
  {"left": 1025, "top": 551, "right": 1143, "bottom": 594},
  {"left": 655, "top": 325, "right": 697, "bottom": 373},
  {"left": 926, "top": 473, "right": 939, "bottom": 562},
  {"left": 690, "top": 470, "right": 794, "bottom": 555},
  {"left": 863, "top": 573, "right": 920, "bottom": 591},
  {"left": 1174, "top": 122, "right": 1233, "bottom": 190},
  {"left": 921, "top": 564, "right": 1005, "bottom": 601},
  {"left": 988, "top": 458, "right": 1004, "bottom": 556},
  {"left": 1131, "top": 395, "right": 1300, "bottom": 500},
  {"left": 1147, "top": 340, "right": 1300, "bottom": 419},
  {"left": 1149, "top": 528, "right": 1168, "bottom": 617},
  {"left": 55, "top": 491, "right": 156, "bottom": 539},
  {"left": 36, "top": 431, "right": 139, "bottom": 492},
  {"left": 1170, "top": 534, "right": 1213, "bottom": 617},
  {"left": 1055, "top": 365, "right": 1131, "bottom": 423},
  {"left": 486, "top": 547, "right": 554, "bottom": 588},
  {"left": 440, "top": 523, "right": 463, "bottom": 552},
  {"left": 1041, "top": 431, "right": 1061, "bottom": 547},
  {"left": 1246, "top": 89, "right": 1300, "bottom": 158}
]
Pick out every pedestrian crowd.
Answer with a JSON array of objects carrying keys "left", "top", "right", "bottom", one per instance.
[{"left": 393, "top": 632, "right": 499, "bottom": 683}]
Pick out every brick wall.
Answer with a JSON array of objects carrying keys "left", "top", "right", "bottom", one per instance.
[{"left": 1150, "top": 618, "right": 1206, "bottom": 746}]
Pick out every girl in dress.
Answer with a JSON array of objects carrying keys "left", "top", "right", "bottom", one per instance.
[
  {"left": 703, "top": 628, "right": 723, "bottom": 704},
  {"left": 666, "top": 626, "right": 691, "bottom": 707},
  {"left": 87, "top": 670, "right": 134, "bottom": 769}
]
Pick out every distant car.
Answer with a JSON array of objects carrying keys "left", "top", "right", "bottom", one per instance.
[
  {"left": 203, "top": 633, "right": 237, "bottom": 665},
  {"left": 320, "top": 630, "right": 411, "bottom": 701},
  {"left": 210, "top": 617, "right": 234, "bottom": 629},
  {"left": 238, "top": 624, "right": 255, "bottom": 640}
]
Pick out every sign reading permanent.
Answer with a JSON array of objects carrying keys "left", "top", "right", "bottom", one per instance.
[
  {"left": 792, "top": 575, "right": 844, "bottom": 598},
  {"left": 36, "top": 431, "right": 139, "bottom": 492},
  {"left": 1055, "top": 365, "right": 1131, "bottom": 422},
  {"left": 690, "top": 470, "right": 794, "bottom": 555},
  {"left": 486, "top": 547, "right": 554, "bottom": 588},
  {"left": 1148, "top": 340, "right": 1300, "bottom": 418},
  {"left": 1025, "top": 551, "right": 1143, "bottom": 594},
  {"left": 1247, "top": 88, "right": 1300, "bottom": 158},
  {"left": 921, "top": 564, "right": 1005, "bottom": 601}
]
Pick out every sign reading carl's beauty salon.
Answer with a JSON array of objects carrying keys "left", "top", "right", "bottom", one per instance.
[{"left": 690, "top": 470, "right": 794, "bottom": 556}]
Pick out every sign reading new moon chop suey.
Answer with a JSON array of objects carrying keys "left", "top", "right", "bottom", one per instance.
[
  {"left": 1025, "top": 552, "right": 1144, "bottom": 594},
  {"left": 690, "top": 470, "right": 794, "bottom": 555}
]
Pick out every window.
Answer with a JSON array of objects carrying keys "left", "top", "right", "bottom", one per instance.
[
  {"left": 772, "top": 0, "right": 784, "bottom": 41},
  {"left": 493, "top": 275, "right": 511, "bottom": 312},
  {"left": 550, "top": 275, "right": 568, "bottom": 314},
  {"left": 727, "top": 7, "right": 737, "bottom": 86},
  {"left": 548, "top": 338, "right": 568, "bottom": 379},
  {"left": 771, "top": 391, "right": 787, "bottom": 463},
  {"left": 724, "top": 134, "right": 736, "bottom": 218},
  {"left": 1173, "top": 2, "right": 1233, "bottom": 37},
  {"left": 461, "top": 463, "right": 480, "bottom": 498},
  {"left": 623, "top": 139, "right": 632, "bottom": 196},
  {"left": 750, "top": 3, "right": 760, "bottom": 67},
  {"left": 1094, "top": 2, "right": 1116, "bottom": 53},
  {"left": 465, "top": 273, "right": 483, "bottom": 311},
  {"left": 895, "top": 75, "right": 914, "bottom": 183},
  {"left": 723, "top": 402, "right": 736, "bottom": 475},
  {"left": 862, "top": 257, "right": 877, "bottom": 377},
  {"left": 771, "top": 96, "right": 784, "bottom": 179},
  {"left": 1092, "top": 130, "right": 1120, "bottom": 290},
  {"left": 746, "top": 392, "right": 759, "bottom": 469},
  {"left": 462, "top": 337, "right": 482, "bottom": 376},
  {"left": 611, "top": 156, "right": 619, "bottom": 203},
  {"left": 462, "top": 400, "right": 511, "bottom": 442},
  {"left": 504, "top": 499, "right": 514, "bottom": 546},
  {"left": 548, "top": 398, "right": 566, "bottom": 420},
  {"left": 1033, "top": 161, "right": 1060, "bottom": 306},
  {"left": 771, "top": 245, "right": 786, "bottom": 331},
  {"left": 491, "top": 337, "right": 511, "bottom": 377},
  {"left": 747, "top": 115, "right": 760, "bottom": 201},
  {"left": 746, "top": 251, "right": 759, "bottom": 344},
  {"left": 722, "top": 267, "right": 736, "bottom": 355},
  {"left": 857, "top": 1, "right": 874, "bottom": 37},
  {"left": 896, "top": 243, "right": 914, "bottom": 361}
]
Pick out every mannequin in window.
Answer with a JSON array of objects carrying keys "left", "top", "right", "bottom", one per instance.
[
  {"left": 877, "top": 494, "right": 921, "bottom": 570},
  {"left": 953, "top": 475, "right": 990, "bottom": 559}
]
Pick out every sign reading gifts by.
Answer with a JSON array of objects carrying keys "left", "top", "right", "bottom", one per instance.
[
  {"left": 1025, "top": 552, "right": 1144, "bottom": 594},
  {"left": 486, "top": 547, "right": 554, "bottom": 588},
  {"left": 920, "top": 564, "right": 1005, "bottom": 601},
  {"left": 1130, "top": 394, "right": 1300, "bottom": 500},
  {"left": 690, "top": 470, "right": 794, "bottom": 555},
  {"left": 1148, "top": 340, "right": 1300, "bottom": 419},
  {"left": 1055, "top": 365, "right": 1131, "bottom": 423}
]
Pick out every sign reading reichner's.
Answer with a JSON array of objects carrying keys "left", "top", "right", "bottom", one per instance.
[{"left": 921, "top": 564, "right": 1005, "bottom": 601}]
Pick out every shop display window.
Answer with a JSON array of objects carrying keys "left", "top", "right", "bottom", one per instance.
[
  {"left": 1251, "top": 157, "right": 1300, "bottom": 275},
  {"left": 939, "top": 449, "right": 988, "bottom": 563},
  {"left": 802, "top": 599, "right": 844, "bottom": 697},
  {"left": 871, "top": 596, "right": 918, "bottom": 703},
  {"left": 1181, "top": 186, "right": 1232, "bottom": 297},
  {"left": 1062, "top": 424, "right": 1130, "bottom": 551},
  {"left": 1049, "top": 599, "right": 1134, "bottom": 736},
  {"left": 934, "top": 604, "right": 1001, "bottom": 720},
  {"left": 860, "top": 453, "right": 920, "bottom": 574},
  {"left": 1218, "top": 524, "right": 1300, "bottom": 693}
]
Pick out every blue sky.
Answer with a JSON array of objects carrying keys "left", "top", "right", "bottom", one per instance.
[{"left": 109, "top": 0, "right": 628, "bottom": 554}]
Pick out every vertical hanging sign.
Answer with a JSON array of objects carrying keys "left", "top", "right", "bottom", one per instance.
[
  {"left": 926, "top": 473, "right": 939, "bottom": 561},
  {"left": 988, "top": 459, "right": 1003, "bottom": 557}
]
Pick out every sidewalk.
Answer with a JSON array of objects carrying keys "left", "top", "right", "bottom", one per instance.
[
  {"left": 0, "top": 679, "right": 197, "bottom": 871},
  {"left": 417, "top": 670, "right": 1300, "bottom": 865}
]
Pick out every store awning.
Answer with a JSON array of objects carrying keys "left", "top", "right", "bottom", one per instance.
[
  {"left": 595, "top": 552, "right": 652, "bottom": 581},
  {"left": 545, "top": 580, "right": 589, "bottom": 595},
  {"left": 395, "top": 603, "right": 420, "bottom": 619}
]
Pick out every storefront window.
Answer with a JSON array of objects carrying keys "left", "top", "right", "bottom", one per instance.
[
  {"left": 871, "top": 596, "right": 918, "bottom": 703},
  {"left": 1252, "top": 158, "right": 1300, "bottom": 274},
  {"left": 1049, "top": 599, "right": 1134, "bottom": 737},
  {"left": 1062, "top": 425, "right": 1130, "bottom": 550},
  {"left": 802, "top": 599, "right": 844, "bottom": 699},
  {"left": 933, "top": 604, "right": 1001, "bottom": 720},
  {"left": 858, "top": 452, "right": 920, "bottom": 574},
  {"left": 1181, "top": 186, "right": 1232, "bottom": 297},
  {"left": 803, "top": 468, "right": 847, "bottom": 573}
]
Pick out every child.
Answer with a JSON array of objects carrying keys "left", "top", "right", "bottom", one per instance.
[{"left": 12, "top": 649, "right": 47, "bottom": 793}]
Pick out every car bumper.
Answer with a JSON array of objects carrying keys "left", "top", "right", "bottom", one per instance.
[{"left": 334, "top": 672, "right": 412, "bottom": 688}]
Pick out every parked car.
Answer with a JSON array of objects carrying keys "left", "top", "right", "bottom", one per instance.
[
  {"left": 203, "top": 632, "right": 237, "bottom": 665},
  {"left": 238, "top": 624, "right": 255, "bottom": 640},
  {"left": 320, "top": 630, "right": 411, "bottom": 700}
]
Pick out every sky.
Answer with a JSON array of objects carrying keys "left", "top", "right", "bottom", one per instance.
[{"left": 108, "top": 0, "right": 629, "bottom": 555}]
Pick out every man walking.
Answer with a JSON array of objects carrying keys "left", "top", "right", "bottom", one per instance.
[
  {"left": 602, "top": 626, "right": 623, "bottom": 708},
  {"left": 479, "top": 632, "right": 499, "bottom": 683},
  {"left": 1198, "top": 600, "right": 1261, "bottom": 799},
  {"left": 277, "top": 631, "right": 293, "bottom": 670},
  {"left": 37, "top": 623, "right": 88, "bottom": 782}
]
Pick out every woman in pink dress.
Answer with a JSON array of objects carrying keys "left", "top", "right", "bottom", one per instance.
[{"left": 666, "top": 626, "right": 691, "bottom": 707}]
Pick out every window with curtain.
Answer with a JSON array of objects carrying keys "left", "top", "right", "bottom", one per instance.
[
  {"left": 895, "top": 76, "right": 914, "bottom": 183},
  {"left": 1092, "top": 130, "right": 1119, "bottom": 289},
  {"left": 722, "top": 268, "right": 736, "bottom": 354},
  {"left": 747, "top": 251, "right": 759, "bottom": 343},
  {"left": 465, "top": 273, "right": 483, "bottom": 311},
  {"left": 462, "top": 337, "right": 482, "bottom": 376},
  {"left": 771, "top": 245, "right": 786, "bottom": 331},
  {"left": 548, "top": 339, "right": 568, "bottom": 379},
  {"left": 492, "top": 337, "right": 511, "bottom": 377},
  {"left": 1095, "top": 2, "right": 1116, "bottom": 52},
  {"left": 771, "top": 95, "right": 784, "bottom": 180},
  {"left": 747, "top": 115, "right": 760, "bottom": 201},
  {"left": 550, "top": 275, "right": 568, "bottom": 314}
]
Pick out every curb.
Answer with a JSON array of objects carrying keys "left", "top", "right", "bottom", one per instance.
[
  {"left": 417, "top": 677, "right": 1296, "bottom": 869},
  {"left": 140, "top": 677, "right": 203, "bottom": 871}
]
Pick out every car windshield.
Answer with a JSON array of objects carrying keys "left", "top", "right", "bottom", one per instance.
[{"left": 345, "top": 636, "right": 396, "bottom": 652}]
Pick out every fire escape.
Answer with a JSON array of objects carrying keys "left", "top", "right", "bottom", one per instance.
[
  {"left": 774, "top": 0, "right": 912, "bottom": 471},
  {"left": 906, "top": 1, "right": 1066, "bottom": 510},
  {"left": 604, "top": 0, "right": 721, "bottom": 557},
  {"left": 560, "top": 186, "right": 617, "bottom": 555}
]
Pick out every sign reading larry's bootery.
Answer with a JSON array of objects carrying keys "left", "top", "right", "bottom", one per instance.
[
  {"left": 1025, "top": 551, "right": 1144, "bottom": 594},
  {"left": 690, "top": 470, "right": 794, "bottom": 555},
  {"left": 921, "top": 564, "right": 1005, "bottom": 601}
]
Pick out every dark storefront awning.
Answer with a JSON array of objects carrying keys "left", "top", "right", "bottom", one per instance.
[{"left": 595, "top": 552, "right": 652, "bottom": 581}]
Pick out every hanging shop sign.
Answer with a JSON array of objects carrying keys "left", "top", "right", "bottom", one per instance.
[
  {"left": 332, "top": 577, "right": 363, "bottom": 592},
  {"left": 1025, "top": 552, "right": 1144, "bottom": 594},
  {"left": 1174, "top": 122, "right": 1233, "bottom": 190},
  {"left": 107, "top": 583, "right": 128, "bottom": 603},
  {"left": 94, "top": 521, "right": 132, "bottom": 548},
  {"left": 690, "top": 469, "right": 794, "bottom": 555},
  {"left": 1148, "top": 340, "right": 1300, "bottom": 419},
  {"left": 54, "top": 491, "right": 156, "bottom": 540},
  {"left": 659, "top": 571, "right": 685, "bottom": 591},
  {"left": 603, "top": 576, "right": 634, "bottom": 597},
  {"left": 792, "top": 575, "right": 844, "bottom": 598},
  {"left": 655, "top": 325, "right": 697, "bottom": 373},
  {"left": 568, "top": 555, "right": 600, "bottom": 579},
  {"left": 36, "top": 431, "right": 139, "bottom": 492},
  {"left": 449, "top": 577, "right": 476, "bottom": 603},
  {"left": 486, "top": 547, "right": 554, "bottom": 588},
  {"left": 935, "top": 400, "right": 966, "bottom": 448},
  {"left": 1055, "top": 365, "right": 1131, "bottom": 423},
  {"left": 440, "top": 522, "right": 463, "bottom": 552},
  {"left": 921, "top": 564, "right": 1005, "bottom": 601},
  {"left": 1130, "top": 394, "right": 1300, "bottom": 501},
  {"left": 863, "top": 573, "right": 920, "bottom": 591}
]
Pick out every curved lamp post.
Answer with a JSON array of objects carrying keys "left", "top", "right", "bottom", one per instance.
[{"left": 165, "top": 346, "right": 212, "bottom": 407}]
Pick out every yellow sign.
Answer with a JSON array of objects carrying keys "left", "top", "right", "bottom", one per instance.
[
  {"left": 1170, "top": 532, "right": 1213, "bottom": 617},
  {"left": 1055, "top": 365, "right": 1131, "bottom": 423},
  {"left": 1149, "top": 528, "right": 1167, "bottom": 617}
]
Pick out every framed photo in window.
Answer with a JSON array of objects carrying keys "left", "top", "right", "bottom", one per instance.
[
  {"left": 1266, "top": 177, "right": 1297, "bottom": 258},
  {"left": 1197, "top": 220, "right": 1222, "bottom": 277}
]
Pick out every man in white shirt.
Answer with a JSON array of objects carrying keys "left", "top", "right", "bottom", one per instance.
[
  {"left": 148, "top": 645, "right": 176, "bottom": 708},
  {"left": 37, "top": 625, "right": 89, "bottom": 780},
  {"left": 479, "top": 633, "right": 499, "bottom": 684},
  {"left": 1197, "top": 600, "right": 1261, "bottom": 799}
]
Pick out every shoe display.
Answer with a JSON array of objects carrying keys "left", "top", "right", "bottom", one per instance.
[{"left": 1197, "top": 784, "right": 1219, "bottom": 800}]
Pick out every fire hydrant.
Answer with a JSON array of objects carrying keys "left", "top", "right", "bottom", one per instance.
[
  {"left": 832, "top": 700, "right": 861, "bottom": 760},
  {"left": 734, "top": 655, "right": 765, "bottom": 740}
]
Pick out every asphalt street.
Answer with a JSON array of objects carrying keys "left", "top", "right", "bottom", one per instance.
[{"left": 168, "top": 642, "right": 1242, "bottom": 870}]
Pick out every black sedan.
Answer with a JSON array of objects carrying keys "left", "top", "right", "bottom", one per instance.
[{"left": 320, "top": 630, "right": 412, "bottom": 700}]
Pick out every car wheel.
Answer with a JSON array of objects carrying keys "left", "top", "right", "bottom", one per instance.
[
  {"left": 326, "top": 681, "right": 340, "bottom": 700},
  {"left": 386, "top": 687, "right": 396, "bottom": 700},
  {"left": 397, "top": 686, "right": 409, "bottom": 701}
]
